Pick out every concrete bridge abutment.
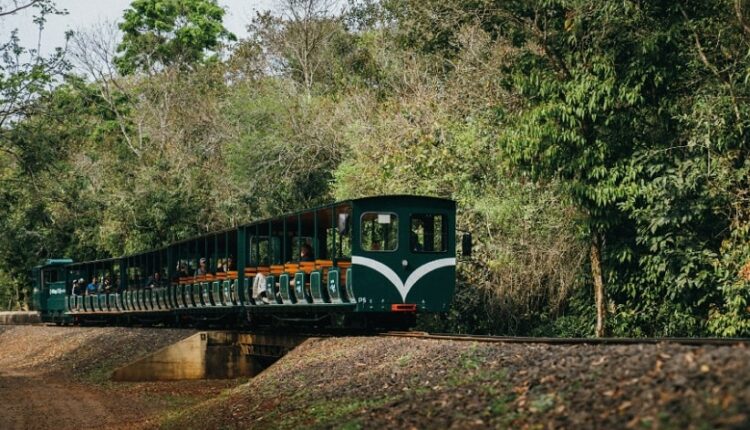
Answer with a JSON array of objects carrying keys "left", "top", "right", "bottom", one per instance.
[
  {"left": 111, "top": 331, "right": 310, "bottom": 382},
  {"left": 0, "top": 312, "right": 41, "bottom": 325}
]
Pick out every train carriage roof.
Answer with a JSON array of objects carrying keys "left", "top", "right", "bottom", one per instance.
[
  {"left": 168, "top": 195, "right": 454, "bottom": 246},
  {"left": 33, "top": 258, "right": 74, "bottom": 269},
  {"left": 60, "top": 195, "right": 455, "bottom": 266},
  {"left": 65, "top": 257, "right": 120, "bottom": 268}
]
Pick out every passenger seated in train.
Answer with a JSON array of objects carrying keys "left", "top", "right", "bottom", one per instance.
[
  {"left": 175, "top": 262, "right": 190, "bottom": 280},
  {"left": 102, "top": 276, "right": 113, "bottom": 293},
  {"left": 86, "top": 277, "right": 99, "bottom": 295},
  {"left": 252, "top": 272, "right": 270, "bottom": 304},
  {"left": 300, "top": 244, "right": 314, "bottom": 262},
  {"left": 71, "top": 279, "right": 82, "bottom": 295},
  {"left": 195, "top": 258, "right": 208, "bottom": 277},
  {"left": 146, "top": 272, "right": 163, "bottom": 289},
  {"left": 218, "top": 256, "right": 235, "bottom": 272}
]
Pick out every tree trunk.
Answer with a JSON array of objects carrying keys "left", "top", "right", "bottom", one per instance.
[
  {"left": 590, "top": 233, "right": 606, "bottom": 337},
  {"left": 13, "top": 284, "right": 21, "bottom": 311}
]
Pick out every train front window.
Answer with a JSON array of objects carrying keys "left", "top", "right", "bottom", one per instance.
[
  {"left": 42, "top": 269, "right": 60, "bottom": 285},
  {"left": 410, "top": 214, "right": 448, "bottom": 253},
  {"left": 360, "top": 212, "right": 398, "bottom": 251}
]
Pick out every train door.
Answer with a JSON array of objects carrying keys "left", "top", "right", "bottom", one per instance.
[
  {"left": 32, "top": 267, "right": 43, "bottom": 311},
  {"left": 354, "top": 207, "right": 402, "bottom": 310},
  {"left": 404, "top": 210, "right": 456, "bottom": 311}
]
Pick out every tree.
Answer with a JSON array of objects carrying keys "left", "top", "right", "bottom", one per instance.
[
  {"left": 0, "top": 78, "right": 100, "bottom": 310},
  {"left": 248, "top": 0, "right": 343, "bottom": 97},
  {"left": 71, "top": 21, "right": 146, "bottom": 158},
  {"left": 491, "top": 1, "right": 683, "bottom": 336},
  {"left": 330, "top": 16, "right": 588, "bottom": 335},
  {"left": 0, "top": 0, "right": 68, "bottom": 131},
  {"left": 381, "top": 0, "right": 699, "bottom": 336},
  {"left": 0, "top": 0, "right": 68, "bottom": 309},
  {"left": 665, "top": 0, "right": 750, "bottom": 336},
  {"left": 115, "top": 0, "right": 236, "bottom": 75}
]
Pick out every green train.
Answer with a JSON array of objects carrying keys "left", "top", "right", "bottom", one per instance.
[{"left": 31, "top": 195, "right": 469, "bottom": 329}]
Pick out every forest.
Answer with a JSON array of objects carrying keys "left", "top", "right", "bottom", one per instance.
[{"left": 1, "top": 0, "right": 749, "bottom": 337}]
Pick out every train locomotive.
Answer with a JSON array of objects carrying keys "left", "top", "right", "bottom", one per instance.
[{"left": 31, "top": 196, "right": 468, "bottom": 330}]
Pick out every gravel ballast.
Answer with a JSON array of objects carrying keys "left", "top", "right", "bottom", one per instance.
[{"left": 165, "top": 336, "right": 750, "bottom": 429}]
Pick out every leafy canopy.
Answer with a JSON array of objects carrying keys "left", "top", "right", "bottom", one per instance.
[{"left": 115, "top": 0, "right": 236, "bottom": 75}]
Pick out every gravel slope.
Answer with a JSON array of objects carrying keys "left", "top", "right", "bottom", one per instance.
[
  {"left": 164, "top": 336, "right": 750, "bottom": 429},
  {"left": 3, "top": 326, "right": 749, "bottom": 429}
]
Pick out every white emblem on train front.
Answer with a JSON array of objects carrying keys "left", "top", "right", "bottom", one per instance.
[{"left": 351, "top": 256, "right": 456, "bottom": 302}]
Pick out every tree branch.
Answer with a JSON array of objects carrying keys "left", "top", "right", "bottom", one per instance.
[
  {"left": 0, "top": 0, "right": 41, "bottom": 17},
  {"left": 681, "top": 6, "right": 741, "bottom": 122},
  {"left": 499, "top": 9, "right": 572, "bottom": 80},
  {"left": 735, "top": 0, "right": 750, "bottom": 38}
]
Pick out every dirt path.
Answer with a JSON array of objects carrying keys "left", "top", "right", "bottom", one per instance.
[
  {"left": 0, "top": 370, "right": 141, "bottom": 430},
  {"left": 0, "top": 326, "right": 242, "bottom": 430}
]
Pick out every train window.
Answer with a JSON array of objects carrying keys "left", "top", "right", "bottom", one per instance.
[
  {"left": 338, "top": 211, "right": 352, "bottom": 259},
  {"left": 410, "top": 214, "right": 448, "bottom": 253},
  {"left": 42, "top": 269, "right": 59, "bottom": 284},
  {"left": 360, "top": 212, "right": 398, "bottom": 252},
  {"left": 250, "top": 236, "right": 279, "bottom": 266}
]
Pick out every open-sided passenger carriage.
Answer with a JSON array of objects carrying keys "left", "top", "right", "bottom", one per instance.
[{"left": 32, "top": 196, "right": 466, "bottom": 329}]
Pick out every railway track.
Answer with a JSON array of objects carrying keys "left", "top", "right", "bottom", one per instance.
[{"left": 381, "top": 331, "right": 750, "bottom": 346}]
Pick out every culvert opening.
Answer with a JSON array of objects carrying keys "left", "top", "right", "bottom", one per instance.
[{"left": 111, "top": 331, "right": 309, "bottom": 382}]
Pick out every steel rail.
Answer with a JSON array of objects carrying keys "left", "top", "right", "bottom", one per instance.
[{"left": 381, "top": 331, "right": 750, "bottom": 346}]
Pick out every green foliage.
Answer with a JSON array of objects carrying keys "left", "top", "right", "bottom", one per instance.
[
  {"left": 2, "top": 0, "right": 750, "bottom": 337},
  {"left": 0, "top": 1, "right": 69, "bottom": 136},
  {"left": 115, "top": 0, "right": 236, "bottom": 75},
  {"left": 347, "top": 0, "right": 750, "bottom": 336},
  {"left": 332, "top": 35, "right": 587, "bottom": 334},
  {"left": 0, "top": 1, "right": 72, "bottom": 309},
  {"left": 223, "top": 79, "right": 343, "bottom": 216}
]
